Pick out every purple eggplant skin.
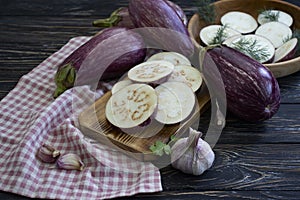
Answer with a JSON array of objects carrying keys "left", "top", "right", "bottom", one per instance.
[
  {"left": 165, "top": 0, "right": 188, "bottom": 26},
  {"left": 128, "top": 0, "right": 193, "bottom": 56},
  {"left": 93, "top": 1, "right": 187, "bottom": 29},
  {"left": 203, "top": 45, "right": 281, "bottom": 122},
  {"left": 54, "top": 27, "right": 146, "bottom": 98}
]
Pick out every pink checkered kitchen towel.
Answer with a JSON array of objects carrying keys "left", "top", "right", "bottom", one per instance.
[{"left": 0, "top": 36, "right": 162, "bottom": 199}]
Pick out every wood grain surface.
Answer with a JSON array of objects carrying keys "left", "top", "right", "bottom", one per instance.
[{"left": 0, "top": 0, "right": 300, "bottom": 199}]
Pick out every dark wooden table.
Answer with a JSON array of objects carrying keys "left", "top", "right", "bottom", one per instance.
[{"left": 1, "top": 0, "right": 300, "bottom": 199}]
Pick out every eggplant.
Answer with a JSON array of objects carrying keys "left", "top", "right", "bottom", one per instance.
[
  {"left": 255, "top": 21, "right": 292, "bottom": 48},
  {"left": 257, "top": 9, "right": 293, "bottom": 27},
  {"left": 202, "top": 45, "right": 280, "bottom": 122},
  {"left": 273, "top": 38, "right": 298, "bottom": 63},
  {"left": 128, "top": 0, "right": 194, "bottom": 56},
  {"left": 128, "top": 60, "right": 174, "bottom": 84},
  {"left": 221, "top": 11, "right": 258, "bottom": 34},
  {"left": 54, "top": 27, "right": 146, "bottom": 98},
  {"left": 92, "top": 1, "right": 187, "bottom": 29},
  {"left": 106, "top": 83, "right": 158, "bottom": 129},
  {"left": 165, "top": 0, "right": 188, "bottom": 26},
  {"left": 147, "top": 51, "right": 191, "bottom": 66},
  {"left": 155, "top": 82, "right": 196, "bottom": 124},
  {"left": 228, "top": 34, "right": 276, "bottom": 64}
]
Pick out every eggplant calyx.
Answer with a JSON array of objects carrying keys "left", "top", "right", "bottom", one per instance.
[
  {"left": 93, "top": 8, "right": 122, "bottom": 27},
  {"left": 53, "top": 64, "right": 76, "bottom": 98},
  {"left": 198, "top": 44, "right": 221, "bottom": 72}
]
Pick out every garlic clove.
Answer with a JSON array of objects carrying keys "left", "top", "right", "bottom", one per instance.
[
  {"left": 57, "top": 153, "right": 85, "bottom": 171},
  {"left": 37, "top": 143, "right": 60, "bottom": 163},
  {"left": 171, "top": 128, "right": 215, "bottom": 175}
]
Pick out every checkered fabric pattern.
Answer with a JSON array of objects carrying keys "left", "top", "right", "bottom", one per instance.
[{"left": 0, "top": 36, "right": 162, "bottom": 199}]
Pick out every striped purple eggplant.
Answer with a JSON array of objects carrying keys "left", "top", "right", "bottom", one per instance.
[
  {"left": 128, "top": 0, "right": 193, "bottom": 56},
  {"left": 92, "top": 1, "right": 187, "bottom": 29},
  {"left": 203, "top": 45, "right": 280, "bottom": 122},
  {"left": 165, "top": 0, "right": 188, "bottom": 26},
  {"left": 54, "top": 27, "right": 146, "bottom": 98}
]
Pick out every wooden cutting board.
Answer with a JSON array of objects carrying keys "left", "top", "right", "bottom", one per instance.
[{"left": 78, "top": 82, "right": 210, "bottom": 161}]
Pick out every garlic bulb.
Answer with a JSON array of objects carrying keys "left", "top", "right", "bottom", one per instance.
[{"left": 171, "top": 128, "right": 215, "bottom": 175}]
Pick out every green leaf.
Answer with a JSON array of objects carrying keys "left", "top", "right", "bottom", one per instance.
[
  {"left": 150, "top": 135, "right": 179, "bottom": 156},
  {"left": 150, "top": 141, "right": 166, "bottom": 156},
  {"left": 170, "top": 135, "right": 179, "bottom": 143},
  {"left": 163, "top": 145, "right": 171, "bottom": 155}
]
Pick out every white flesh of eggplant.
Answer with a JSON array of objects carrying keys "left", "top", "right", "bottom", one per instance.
[
  {"left": 273, "top": 38, "right": 298, "bottom": 63},
  {"left": 128, "top": 60, "right": 174, "bottom": 84},
  {"left": 147, "top": 51, "right": 191, "bottom": 66},
  {"left": 229, "top": 34, "right": 275, "bottom": 63},
  {"left": 255, "top": 21, "right": 292, "bottom": 48},
  {"left": 221, "top": 11, "right": 258, "bottom": 34},
  {"left": 222, "top": 35, "right": 242, "bottom": 46},
  {"left": 111, "top": 79, "right": 133, "bottom": 94},
  {"left": 155, "top": 82, "right": 195, "bottom": 124},
  {"left": 167, "top": 65, "right": 203, "bottom": 92},
  {"left": 257, "top": 10, "right": 293, "bottom": 27},
  {"left": 106, "top": 84, "right": 157, "bottom": 128},
  {"left": 199, "top": 24, "right": 241, "bottom": 46}
]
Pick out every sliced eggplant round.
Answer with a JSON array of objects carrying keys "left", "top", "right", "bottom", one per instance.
[
  {"left": 255, "top": 21, "right": 292, "bottom": 48},
  {"left": 111, "top": 79, "right": 133, "bottom": 94},
  {"left": 167, "top": 65, "right": 203, "bottom": 92},
  {"left": 106, "top": 83, "right": 157, "bottom": 128},
  {"left": 199, "top": 24, "right": 241, "bottom": 46},
  {"left": 147, "top": 51, "right": 191, "bottom": 66},
  {"left": 220, "top": 11, "right": 258, "bottom": 34},
  {"left": 155, "top": 82, "right": 195, "bottom": 124},
  {"left": 128, "top": 60, "right": 174, "bottom": 84},
  {"left": 222, "top": 35, "right": 242, "bottom": 46},
  {"left": 257, "top": 10, "right": 293, "bottom": 27},
  {"left": 228, "top": 34, "right": 275, "bottom": 63},
  {"left": 273, "top": 38, "right": 298, "bottom": 63}
]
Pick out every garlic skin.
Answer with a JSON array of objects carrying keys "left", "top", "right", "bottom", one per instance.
[
  {"left": 57, "top": 153, "right": 85, "bottom": 171},
  {"left": 37, "top": 143, "right": 60, "bottom": 163},
  {"left": 171, "top": 128, "right": 215, "bottom": 175}
]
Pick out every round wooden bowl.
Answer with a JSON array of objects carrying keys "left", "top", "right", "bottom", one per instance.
[{"left": 188, "top": 0, "right": 300, "bottom": 78}]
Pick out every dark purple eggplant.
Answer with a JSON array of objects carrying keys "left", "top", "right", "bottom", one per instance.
[
  {"left": 128, "top": 0, "right": 193, "bottom": 56},
  {"left": 92, "top": 1, "right": 187, "bottom": 29},
  {"left": 202, "top": 45, "right": 280, "bottom": 122},
  {"left": 54, "top": 27, "right": 146, "bottom": 98}
]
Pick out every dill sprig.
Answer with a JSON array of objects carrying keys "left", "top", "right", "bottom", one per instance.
[
  {"left": 195, "top": 0, "right": 216, "bottom": 24},
  {"left": 209, "top": 25, "right": 228, "bottom": 45},
  {"left": 232, "top": 38, "right": 271, "bottom": 63},
  {"left": 260, "top": 9, "right": 280, "bottom": 22}
]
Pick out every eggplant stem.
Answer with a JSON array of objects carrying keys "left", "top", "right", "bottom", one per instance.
[
  {"left": 198, "top": 45, "right": 221, "bottom": 72},
  {"left": 53, "top": 64, "right": 76, "bottom": 98},
  {"left": 93, "top": 8, "right": 122, "bottom": 27}
]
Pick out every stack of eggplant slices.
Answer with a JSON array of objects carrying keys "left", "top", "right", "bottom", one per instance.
[
  {"left": 199, "top": 10, "right": 298, "bottom": 64},
  {"left": 106, "top": 52, "right": 202, "bottom": 129}
]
